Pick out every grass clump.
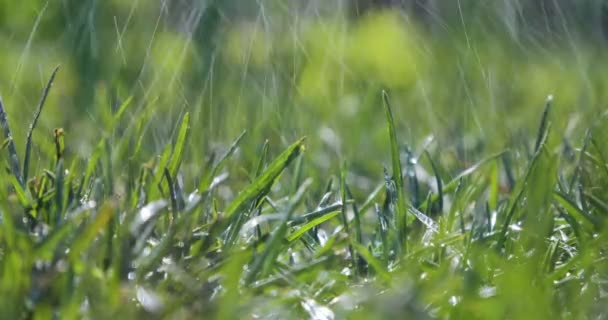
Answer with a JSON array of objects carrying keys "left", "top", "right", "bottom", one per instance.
[{"left": 1, "top": 71, "right": 608, "bottom": 319}]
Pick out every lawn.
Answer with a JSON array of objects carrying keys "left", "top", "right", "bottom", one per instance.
[{"left": 1, "top": 1, "right": 608, "bottom": 319}]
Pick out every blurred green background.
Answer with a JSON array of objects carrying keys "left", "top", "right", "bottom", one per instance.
[{"left": 1, "top": 0, "right": 608, "bottom": 190}]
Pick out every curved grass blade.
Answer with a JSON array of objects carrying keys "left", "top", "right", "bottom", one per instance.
[
  {"left": 23, "top": 66, "right": 59, "bottom": 183},
  {"left": 0, "top": 96, "right": 22, "bottom": 186},
  {"left": 288, "top": 201, "right": 343, "bottom": 226},
  {"left": 286, "top": 211, "right": 340, "bottom": 243},
  {"left": 382, "top": 90, "right": 408, "bottom": 252},
  {"left": 554, "top": 191, "right": 600, "bottom": 232}
]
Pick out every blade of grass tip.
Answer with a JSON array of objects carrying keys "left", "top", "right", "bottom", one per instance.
[
  {"left": 108, "top": 96, "right": 133, "bottom": 132},
  {"left": 199, "top": 130, "right": 247, "bottom": 193},
  {"left": 254, "top": 140, "right": 270, "bottom": 178},
  {"left": 168, "top": 112, "right": 190, "bottom": 179},
  {"left": 0, "top": 96, "right": 23, "bottom": 186},
  {"left": 360, "top": 183, "right": 384, "bottom": 215},
  {"left": 534, "top": 94, "right": 553, "bottom": 154},
  {"left": 424, "top": 150, "right": 443, "bottom": 214},
  {"left": 151, "top": 141, "right": 173, "bottom": 198},
  {"left": 340, "top": 161, "right": 358, "bottom": 275},
  {"left": 23, "top": 66, "right": 59, "bottom": 183},
  {"left": 382, "top": 90, "right": 408, "bottom": 252},
  {"left": 223, "top": 138, "right": 306, "bottom": 248}
]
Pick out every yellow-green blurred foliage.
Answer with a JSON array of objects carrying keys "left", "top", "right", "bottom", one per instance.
[{"left": 0, "top": 1, "right": 607, "bottom": 172}]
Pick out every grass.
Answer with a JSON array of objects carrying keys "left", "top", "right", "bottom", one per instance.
[
  {"left": 1, "top": 73, "right": 608, "bottom": 319},
  {"left": 2, "top": 3, "right": 608, "bottom": 319}
]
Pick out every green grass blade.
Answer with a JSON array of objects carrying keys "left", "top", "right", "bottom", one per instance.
[
  {"left": 554, "top": 191, "right": 600, "bottom": 232},
  {"left": 288, "top": 201, "right": 343, "bottom": 226},
  {"left": 534, "top": 95, "right": 553, "bottom": 154},
  {"left": 23, "top": 66, "right": 59, "bottom": 183},
  {"left": 420, "top": 150, "right": 507, "bottom": 212},
  {"left": 224, "top": 137, "right": 305, "bottom": 220},
  {"left": 199, "top": 130, "right": 247, "bottom": 192},
  {"left": 244, "top": 204, "right": 297, "bottom": 285},
  {"left": 382, "top": 90, "right": 408, "bottom": 252},
  {"left": 254, "top": 139, "right": 270, "bottom": 178},
  {"left": 222, "top": 138, "right": 306, "bottom": 248},
  {"left": 340, "top": 161, "right": 357, "bottom": 274},
  {"left": 168, "top": 112, "right": 190, "bottom": 179},
  {"left": 286, "top": 211, "right": 340, "bottom": 243},
  {"left": 424, "top": 150, "right": 443, "bottom": 214},
  {"left": 68, "top": 203, "right": 116, "bottom": 267},
  {"left": 351, "top": 242, "right": 391, "bottom": 283}
]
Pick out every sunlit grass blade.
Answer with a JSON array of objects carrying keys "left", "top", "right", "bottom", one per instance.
[
  {"left": 286, "top": 211, "right": 340, "bottom": 243},
  {"left": 224, "top": 137, "right": 305, "bottom": 221},
  {"left": 168, "top": 112, "right": 190, "bottom": 179},
  {"left": 23, "top": 66, "right": 59, "bottom": 183},
  {"left": 382, "top": 90, "right": 408, "bottom": 252}
]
